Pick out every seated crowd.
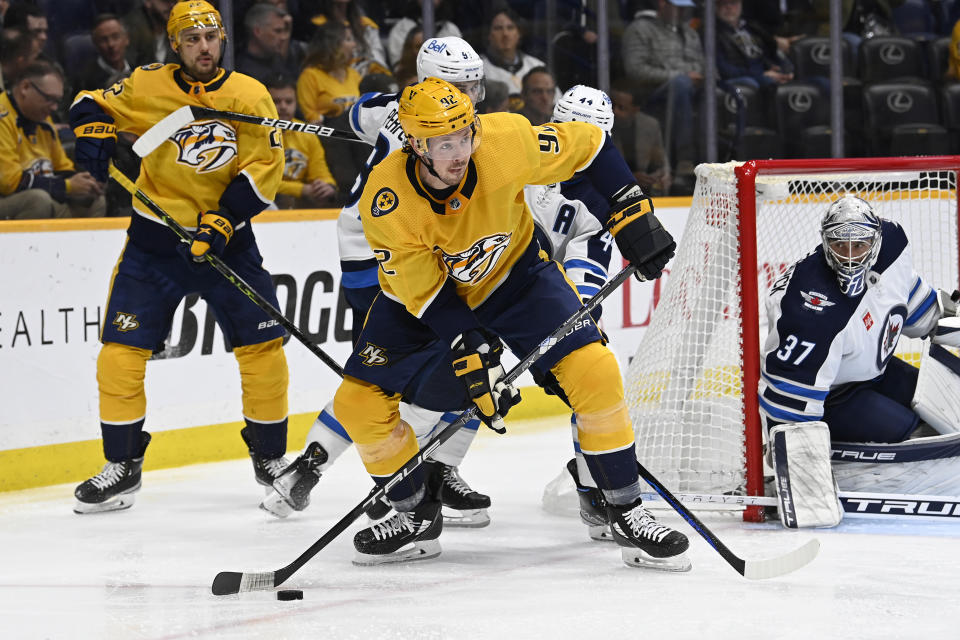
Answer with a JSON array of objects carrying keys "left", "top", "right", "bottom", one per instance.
[{"left": 2, "top": 0, "right": 960, "bottom": 219}]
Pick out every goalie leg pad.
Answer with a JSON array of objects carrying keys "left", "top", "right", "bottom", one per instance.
[
  {"left": 771, "top": 421, "right": 842, "bottom": 528},
  {"left": 912, "top": 344, "right": 960, "bottom": 435}
]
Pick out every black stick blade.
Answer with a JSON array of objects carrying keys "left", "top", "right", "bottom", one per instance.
[{"left": 211, "top": 571, "right": 243, "bottom": 596}]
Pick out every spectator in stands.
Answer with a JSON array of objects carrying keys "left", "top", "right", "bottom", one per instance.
[
  {"left": 813, "top": 0, "right": 906, "bottom": 62},
  {"left": 0, "top": 27, "right": 33, "bottom": 90},
  {"left": 297, "top": 21, "right": 361, "bottom": 124},
  {"left": 391, "top": 25, "right": 423, "bottom": 87},
  {"left": 622, "top": 0, "right": 703, "bottom": 182},
  {"left": 266, "top": 75, "right": 337, "bottom": 209},
  {"left": 518, "top": 66, "right": 557, "bottom": 125},
  {"left": 75, "top": 14, "right": 133, "bottom": 92},
  {"left": 4, "top": 2, "right": 49, "bottom": 62},
  {"left": 947, "top": 15, "right": 960, "bottom": 82},
  {"left": 715, "top": 0, "right": 794, "bottom": 91},
  {"left": 743, "top": 0, "right": 817, "bottom": 42},
  {"left": 482, "top": 6, "right": 547, "bottom": 110},
  {"left": 124, "top": 0, "right": 176, "bottom": 67},
  {"left": 236, "top": 3, "right": 305, "bottom": 85},
  {"left": 610, "top": 80, "right": 671, "bottom": 197},
  {"left": 0, "top": 62, "right": 104, "bottom": 219},
  {"left": 310, "top": 0, "right": 389, "bottom": 77},
  {"left": 480, "top": 78, "right": 510, "bottom": 113},
  {"left": 386, "top": 0, "right": 462, "bottom": 70}
]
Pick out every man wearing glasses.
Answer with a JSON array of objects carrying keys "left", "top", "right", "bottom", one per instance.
[{"left": 0, "top": 61, "right": 104, "bottom": 219}]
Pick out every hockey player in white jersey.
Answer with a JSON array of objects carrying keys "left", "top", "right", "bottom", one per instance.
[
  {"left": 760, "top": 196, "right": 960, "bottom": 526},
  {"left": 526, "top": 85, "right": 624, "bottom": 541},
  {"left": 261, "top": 37, "right": 492, "bottom": 526}
]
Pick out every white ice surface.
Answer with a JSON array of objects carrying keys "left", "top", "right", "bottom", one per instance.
[{"left": 2, "top": 418, "right": 959, "bottom": 640}]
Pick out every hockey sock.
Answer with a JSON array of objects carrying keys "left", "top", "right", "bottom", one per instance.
[{"left": 304, "top": 401, "right": 355, "bottom": 472}]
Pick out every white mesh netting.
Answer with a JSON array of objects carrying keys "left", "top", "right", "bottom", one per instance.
[{"left": 625, "top": 160, "right": 960, "bottom": 497}]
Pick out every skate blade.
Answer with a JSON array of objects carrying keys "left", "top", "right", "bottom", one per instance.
[
  {"left": 621, "top": 548, "right": 692, "bottom": 572},
  {"left": 259, "top": 491, "right": 294, "bottom": 519},
  {"left": 588, "top": 524, "right": 614, "bottom": 541},
  {"left": 352, "top": 539, "right": 441, "bottom": 566},
  {"left": 73, "top": 493, "right": 136, "bottom": 514},
  {"left": 442, "top": 507, "right": 490, "bottom": 528}
]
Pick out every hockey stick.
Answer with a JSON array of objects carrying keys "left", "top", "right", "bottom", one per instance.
[
  {"left": 132, "top": 105, "right": 363, "bottom": 158},
  {"left": 638, "top": 464, "right": 820, "bottom": 579},
  {"left": 108, "top": 163, "right": 344, "bottom": 378},
  {"left": 210, "top": 264, "right": 639, "bottom": 596},
  {"left": 640, "top": 490, "right": 960, "bottom": 520}
]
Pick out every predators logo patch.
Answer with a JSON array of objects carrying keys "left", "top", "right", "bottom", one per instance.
[
  {"left": 371, "top": 188, "right": 398, "bottom": 217},
  {"left": 169, "top": 120, "right": 237, "bottom": 173},
  {"left": 283, "top": 148, "right": 307, "bottom": 180},
  {"left": 438, "top": 233, "right": 512, "bottom": 284}
]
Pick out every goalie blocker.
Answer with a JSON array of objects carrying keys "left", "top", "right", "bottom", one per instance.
[{"left": 770, "top": 421, "right": 843, "bottom": 529}]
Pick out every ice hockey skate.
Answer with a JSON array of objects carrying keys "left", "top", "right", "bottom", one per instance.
[
  {"left": 74, "top": 432, "right": 151, "bottom": 514},
  {"left": 438, "top": 463, "right": 491, "bottom": 527},
  {"left": 352, "top": 497, "right": 443, "bottom": 566},
  {"left": 260, "top": 441, "right": 328, "bottom": 518},
  {"left": 607, "top": 498, "right": 691, "bottom": 571},
  {"left": 240, "top": 427, "right": 290, "bottom": 490},
  {"left": 564, "top": 458, "right": 614, "bottom": 540}
]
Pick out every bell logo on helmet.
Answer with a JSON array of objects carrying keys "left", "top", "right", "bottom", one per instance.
[{"left": 426, "top": 39, "right": 447, "bottom": 54}]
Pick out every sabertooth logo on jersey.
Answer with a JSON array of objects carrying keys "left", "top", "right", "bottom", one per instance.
[
  {"left": 800, "top": 290, "right": 836, "bottom": 312},
  {"left": 439, "top": 233, "right": 512, "bottom": 284},
  {"left": 283, "top": 148, "right": 307, "bottom": 181},
  {"left": 112, "top": 312, "right": 140, "bottom": 332},
  {"left": 170, "top": 120, "right": 237, "bottom": 173},
  {"left": 359, "top": 343, "right": 388, "bottom": 366}
]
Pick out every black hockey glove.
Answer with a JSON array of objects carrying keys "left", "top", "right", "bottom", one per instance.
[
  {"left": 189, "top": 208, "right": 236, "bottom": 261},
  {"left": 605, "top": 188, "right": 675, "bottom": 281},
  {"left": 451, "top": 329, "right": 521, "bottom": 434},
  {"left": 73, "top": 123, "right": 117, "bottom": 184}
]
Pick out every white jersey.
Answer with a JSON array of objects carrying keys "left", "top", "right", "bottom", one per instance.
[
  {"left": 524, "top": 183, "right": 613, "bottom": 301},
  {"left": 759, "top": 221, "right": 940, "bottom": 425},
  {"left": 337, "top": 92, "right": 405, "bottom": 288}
]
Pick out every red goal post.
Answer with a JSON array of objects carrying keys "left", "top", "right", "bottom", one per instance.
[{"left": 625, "top": 156, "right": 960, "bottom": 522}]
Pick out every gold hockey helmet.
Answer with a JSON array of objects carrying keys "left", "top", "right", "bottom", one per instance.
[
  {"left": 398, "top": 77, "right": 481, "bottom": 159},
  {"left": 167, "top": 1, "right": 226, "bottom": 50}
]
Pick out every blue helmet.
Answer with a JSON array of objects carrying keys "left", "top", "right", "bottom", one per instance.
[{"left": 820, "top": 195, "right": 882, "bottom": 297}]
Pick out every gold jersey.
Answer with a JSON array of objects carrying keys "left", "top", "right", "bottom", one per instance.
[
  {"left": 72, "top": 63, "right": 283, "bottom": 228},
  {"left": 357, "top": 112, "right": 605, "bottom": 318},
  {"left": 0, "top": 91, "right": 74, "bottom": 197},
  {"left": 296, "top": 65, "right": 361, "bottom": 122},
  {"left": 277, "top": 124, "right": 336, "bottom": 197}
]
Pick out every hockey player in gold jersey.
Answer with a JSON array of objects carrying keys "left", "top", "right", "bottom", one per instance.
[
  {"left": 70, "top": 1, "right": 292, "bottom": 513},
  {"left": 335, "top": 77, "right": 691, "bottom": 570}
]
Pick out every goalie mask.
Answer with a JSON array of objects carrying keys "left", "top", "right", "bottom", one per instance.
[
  {"left": 820, "top": 195, "right": 882, "bottom": 297},
  {"left": 417, "top": 37, "right": 486, "bottom": 105},
  {"left": 398, "top": 77, "right": 481, "bottom": 162},
  {"left": 167, "top": 0, "right": 226, "bottom": 51},
  {"left": 552, "top": 85, "right": 614, "bottom": 133}
]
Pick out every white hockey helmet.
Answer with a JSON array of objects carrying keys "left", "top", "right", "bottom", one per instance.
[
  {"left": 820, "top": 195, "right": 882, "bottom": 297},
  {"left": 416, "top": 37, "right": 485, "bottom": 104},
  {"left": 552, "top": 85, "right": 614, "bottom": 133}
]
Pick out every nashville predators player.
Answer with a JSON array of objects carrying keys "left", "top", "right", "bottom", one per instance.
[
  {"left": 69, "top": 1, "right": 291, "bottom": 513},
  {"left": 336, "top": 77, "right": 691, "bottom": 571}
]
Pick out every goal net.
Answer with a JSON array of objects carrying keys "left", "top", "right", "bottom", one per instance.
[{"left": 625, "top": 157, "right": 960, "bottom": 521}]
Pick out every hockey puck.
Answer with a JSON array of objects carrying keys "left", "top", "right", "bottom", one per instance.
[{"left": 276, "top": 590, "right": 303, "bottom": 601}]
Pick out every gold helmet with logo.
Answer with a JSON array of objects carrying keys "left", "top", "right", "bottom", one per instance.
[
  {"left": 398, "top": 77, "right": 481, "bottom": 159},
  {"left": 167, "top": 1, "right": 226, "bottom": 50}
]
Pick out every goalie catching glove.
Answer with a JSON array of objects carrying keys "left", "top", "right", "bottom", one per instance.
[
  {"left": 189, "top": 208, "right": 236, "bottom": 261},
  {"left": 452, "top": 329, "right": 521, "bottom": 434},
  {"left": 605, "top": 186, "right": 675, "bottom": 281}
]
